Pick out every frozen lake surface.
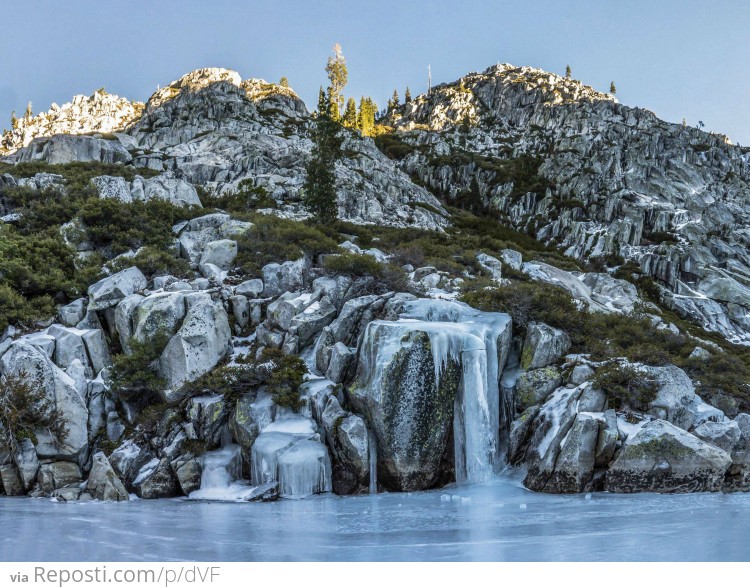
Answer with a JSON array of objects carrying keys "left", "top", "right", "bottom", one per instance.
[{"left": 2, "top": 473, "right": 749, "bottom": 561}]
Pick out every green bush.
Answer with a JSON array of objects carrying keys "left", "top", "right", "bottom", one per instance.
[
  {"left": 182, "top": 347, "right": 307, "bottom": 411},
  {"left": 373, "top": 133, "right": 426, "bottom": 160},
  {"left": 200, "top": 179, "right": 276, "bottom": 213},
  {"left": 619, "top": 343, "right": 672, "bottom": 367},
  {"left": 108, "top": 246, "right": 192, "bottom": 279},
  {"left": 235, "top": 214, "right": 338, "bottom": 274},
  {"left": 78, "top": 198, "right": 203, "bottom": 255},
  {"left": 266, "top": 351, "right": 307, "bottom": 412},
  {"left": 323, "top": 252, "right": 384, "bottom": 277},
  {"left": 324, "top": 252, "right": 412, "bottom": 295},
  {"left": 0, "top": 370, "right": 69, "bottom": 455},
  {"left": 0, "top": 284, "right": 55, "bottom": 333},
  {"left": 593, "top": 365, "right": 659, "bottom": 411},
  {"left": 0, "top": 224, "right": 79, "bottom": 298},
  {"left": 181, "top": 362, "right": 267, "bottom": 406},
  {"left": 461, "top": 280, "right": 581, "bottom": 333},
  {"left": 109, "top": 334, "right": 170, "bottom": 408},
  {"left": 682, "top": 353, "right": 750, "bottom": 408}
]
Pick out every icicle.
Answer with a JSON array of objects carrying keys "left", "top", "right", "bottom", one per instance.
[
  {"left": 277, "top": 440, "right": 332, "bottom": 499},
  {"left": 368, "top": 429, "right": 378, "bottom": 494}
]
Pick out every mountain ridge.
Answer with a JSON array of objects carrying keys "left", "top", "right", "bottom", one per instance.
[{"left": 1, "top": 62, "right": 749, "bottom": 344}]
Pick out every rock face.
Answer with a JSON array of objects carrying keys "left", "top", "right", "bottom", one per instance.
[
  {"left": 88, "top": 267, "right": 148, "bottom": 311},
  {"left": 10, "top": 135, "right": 133, "bottom": 165},
  {"left": 515, "top": 367, "right": 562, "bottom": 411},
  {"left": 521, "top": 322, "right": 571, "bottom": 370},
  {"left": 133, "top": 458, "right": 180, "bottom": 499},
  {"left": 387, "top": 63, "right": 750, "bottom": 344},
  {"left": 158, "top": 296, "right": 232, "bottom": 393},
  {"left": 641, "top": 364, "right": 696, "bottom": 429},
  {"left": 350, "top": 298, "right": 511, "bottom": 491},
  {"left": 113, "top": 68, "right": 448, "bottom": 230},
  {"left": 93, "top": 172, "right": 202, "bottom": 207},
  {"left": 606, "top": 420, "right": 732, "bottom": 493}
]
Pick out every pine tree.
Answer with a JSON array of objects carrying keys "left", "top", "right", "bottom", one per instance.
[
  {"left": 10, "top": 111, "right": 18, "bottom": 130},
  {"left": 343, "top": 97, "right": 358, "bottom": 129},
  {"left": 565, "top": 65, "right": 571, "bottom": 78},
  {"left": 389, "top": 89, "right": 400, "bottom": 111},
  {"left": 304, "top": 53, "right": 346, "bottom": 223},
  {"left": 357, "top": 97, "right": 376, "bottom": 137},
  {"left": 24, "top": 102, "right": 32, "bottom": 120},
  {"left": 404, "top": 87, "right": 412, "bottom": 103},
  {"left": 279, "top": 76, "right": 289, "bottom": 88},
  {"left": 317, "top": 87, "right": 326, "bottom": 115},
  {"left": 325, "top": 43, "right": 348, "bottom": 121},
  {"left": 610, "top": 81, "right": 617, "bottom": 95}
]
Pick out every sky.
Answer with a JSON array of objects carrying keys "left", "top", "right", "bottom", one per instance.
[{"left": 1, "top": 0, "right": 749, "bottom": 143}]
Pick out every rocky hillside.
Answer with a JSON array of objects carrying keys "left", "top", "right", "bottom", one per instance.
[
  {"left": 3, "top": 68, "right": 447, "bottom": 230},
  {"left": 1, "top": 89, "right": 143, "bottom": 154},
  {"left": 385, "top": 64, "right": 750, "bottom": 345},
  {"left": 0, "top": 63, "right": 749, "bottom": 503}
]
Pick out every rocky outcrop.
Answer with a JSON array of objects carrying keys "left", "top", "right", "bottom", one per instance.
[
  {"left": 86, "top": 452, "right": 129, "bottom": 501},
  {"left": 521, "top": 322, "right": 571, "bottom": 370},
  {"left": 88, "top": 267, "right": 148, "bottom": 311},
  {"left": 388, "top": 63, "right": 750, "bottom": 344},
  {"left": 158, "top": 296, "right": 232, "bottom": 394},
  {"left": 10, "top": 134, "right": 133, "bottom": 165},
  {"left": 1, "top": 89, "right": 142, "bottom": 155},
  {"left": 606, "top": 420, "right": 732, "bottom": 493},
  {"left": 92, "top": 172, "right": 202, "bottom": 207}
]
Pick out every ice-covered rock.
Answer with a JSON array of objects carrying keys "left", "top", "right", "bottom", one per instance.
[
  {"left": 351, "top": 298, "right": 512, "bottom": 491},
  {"left": 277, "top": 440, "right": 332, "bottom": 499}
]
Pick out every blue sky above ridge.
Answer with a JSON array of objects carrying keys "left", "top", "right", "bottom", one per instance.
[{"left": 1, "top": 0, "right": 748, "bottom": 143}]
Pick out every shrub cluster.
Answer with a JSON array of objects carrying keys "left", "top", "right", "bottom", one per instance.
[
  {"left": 593, "top": 365, "right": 659, "bottom": 411},
  {"left": 0, "top": 371, "right": 69, "bottom": 455},
  {"left": 235, "top": 213, "right": 338, "bottom": 274},
  {"left": 183, "top": 347, "right": 307, "bottom": 412}
]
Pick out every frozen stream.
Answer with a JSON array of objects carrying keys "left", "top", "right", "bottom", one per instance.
[{"left": 2, "top": 472, "right": 749, "bottom": 561}]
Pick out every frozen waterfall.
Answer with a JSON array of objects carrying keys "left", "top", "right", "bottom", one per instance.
[
  {"left": 188, "top": 444, "right": 258, "bottom": 501},
  {"left": 360, "top": 299, "right": 511, "bottom": 486},
  {"left": 250, "top": 416, "right": 333, "bottom": 499}
]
